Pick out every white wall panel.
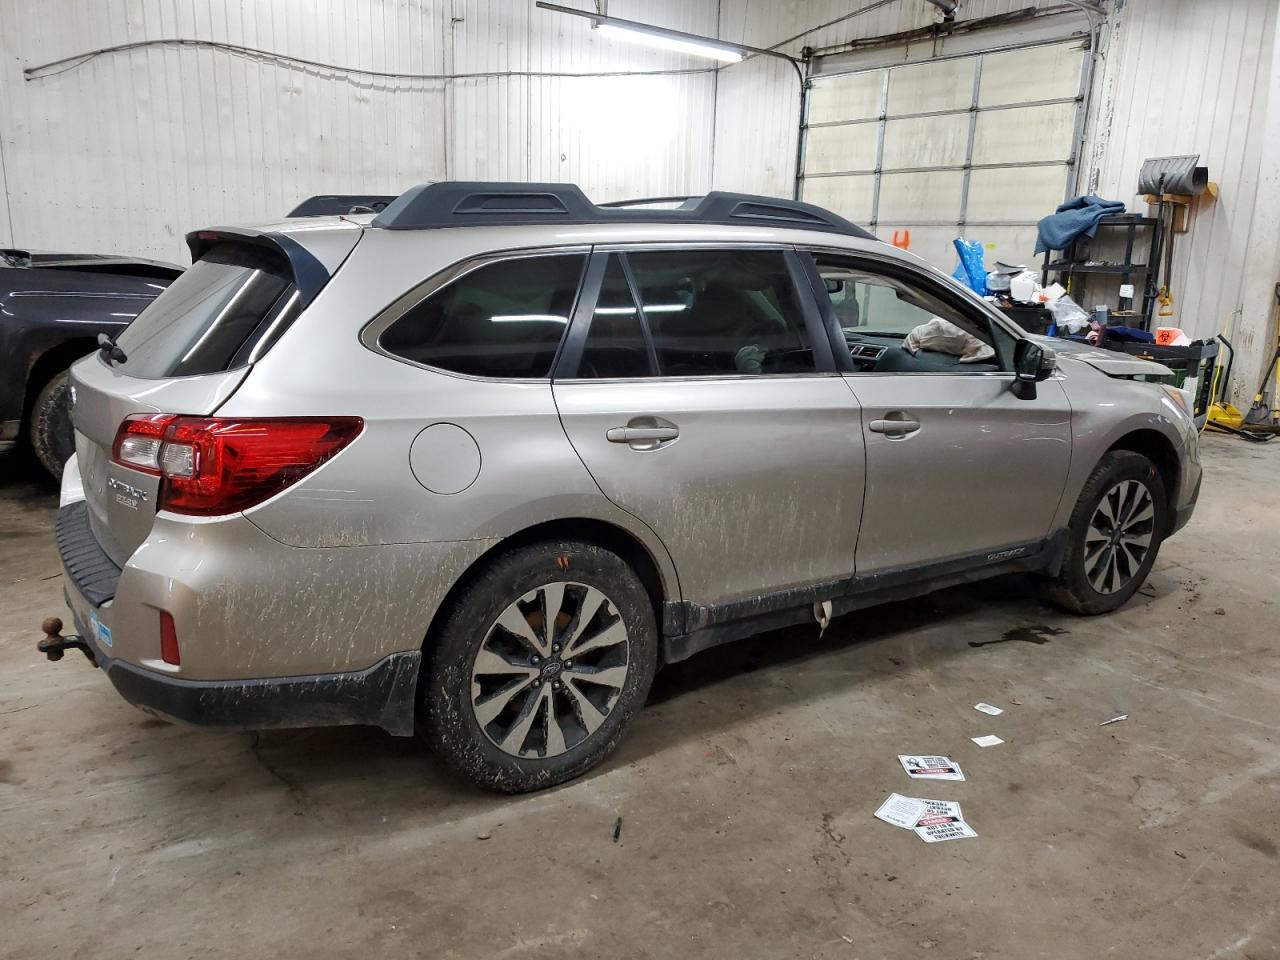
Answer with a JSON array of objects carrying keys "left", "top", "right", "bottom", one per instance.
[
  {"left": 0, "top": 0, "right": 719, "bottom": 262},
  {"left": 1083, "top": 0, "right": 1280, "bottom": 402}
]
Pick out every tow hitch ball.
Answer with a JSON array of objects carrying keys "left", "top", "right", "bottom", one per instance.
[{"left": 37, "top": 617, "right": 97, "bottom": 666}]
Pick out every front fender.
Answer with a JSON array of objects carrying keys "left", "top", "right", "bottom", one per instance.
[{"left": 1053, "top": 371, "right": 1195, "bottom": 532}]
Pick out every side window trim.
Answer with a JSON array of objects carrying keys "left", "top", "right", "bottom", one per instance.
[
  {"left": 784, "top": 248, "right": 838, "bottom": 374},
  {"left": 552, "top": 249, "right": 607, "bottom": 380},
  {"left": 617, "top": 253, "right": 662, "bottom": 376},
  {"left": 800, "top": 248, "right": 1013, "bottom": 376}
]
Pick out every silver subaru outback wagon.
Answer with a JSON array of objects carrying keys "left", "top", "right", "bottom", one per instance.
[{"left": 40, "top": 183, "right": 1201, "bottom": 792}]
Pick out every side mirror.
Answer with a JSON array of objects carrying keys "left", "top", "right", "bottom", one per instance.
[{"left": 1011, "top": 338, "right": 1055, "bottom": 399}]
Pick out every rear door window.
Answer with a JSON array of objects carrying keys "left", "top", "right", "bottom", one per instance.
[
  {"left": 114, "top": 242, "right": 298, "bottom": 379},
  {"left": 379, "top": 254, "right": 587, "bottom": 378},
  {"left": 626, "top": 249, "right": 816, "bottom": 377}
]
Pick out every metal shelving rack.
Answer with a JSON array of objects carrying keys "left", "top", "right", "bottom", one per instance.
[{"left": 1040, "top": 213, "right": 1162, "bottom": 329}]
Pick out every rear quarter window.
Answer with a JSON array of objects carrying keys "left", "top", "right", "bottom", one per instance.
[
  {"left": 378, "top": 254, "right": 586, "bottom": 378},
  {"left": 114, "top": 242, "right": 298, "bottom": 379}
]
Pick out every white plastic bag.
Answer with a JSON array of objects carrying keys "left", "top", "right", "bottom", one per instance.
[
  {"left": 1047, "top": 295, "right": 1090, "bottom": 334},
  {"left": 904, "top": 317, "right": 996, "bottom": 363}
]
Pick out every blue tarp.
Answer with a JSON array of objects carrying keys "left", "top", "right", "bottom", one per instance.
[{"left": 1035, "top": 195, "right": 1127, "bottom": 254}]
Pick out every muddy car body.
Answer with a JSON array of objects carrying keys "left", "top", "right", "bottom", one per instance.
[{"left": 45, "top": 182, "right": 1200, "bottom": 791}]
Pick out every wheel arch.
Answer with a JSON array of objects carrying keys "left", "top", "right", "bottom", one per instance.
[
  {"left": 23, "top": 338, "right": 97, "bottom": 423},
  {"left": 419, "top": 516, "right": 675, "bottom": 670},
  {"left": 1105, "top": 428, "right": 1180, "bottom": 532}
]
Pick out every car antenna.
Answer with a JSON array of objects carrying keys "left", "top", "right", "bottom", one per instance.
[{"left": 97, "top": 332, "right": 128, "bottom": 365}]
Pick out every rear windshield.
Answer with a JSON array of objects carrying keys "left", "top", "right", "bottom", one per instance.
[{"left": 113, "top": 242, "right": 298, "bottom": 378}]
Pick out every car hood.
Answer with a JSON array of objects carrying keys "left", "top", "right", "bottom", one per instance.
[{"left": 1031, "top": 335, "right": 1173, "bottom": 378}]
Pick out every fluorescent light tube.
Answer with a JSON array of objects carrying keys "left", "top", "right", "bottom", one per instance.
[{"left": 595, "top": 23, "right": 744, "bottom": 63}]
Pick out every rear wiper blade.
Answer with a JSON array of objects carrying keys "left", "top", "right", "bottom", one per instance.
[{"left": 97, "top": 332, "right": 128, "bottom": 365}]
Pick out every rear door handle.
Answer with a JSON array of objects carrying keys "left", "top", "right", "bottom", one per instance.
[
  {"left": 868, "top": 417, "right": 920, "bottom": 436},
  {"left": 606, "top": 426, "right": 680, "bottom": 443}
]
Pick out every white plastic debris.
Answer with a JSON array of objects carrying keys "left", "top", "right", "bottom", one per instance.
[
  {"left": 974, "top": 702, "right": 1004, "bottom": 716},
  {"left": 1099, "top": 714, "right": 1129, "bottom": 726},
  {"left": 971, "top": 735, "right": 1004, "bottom": 748}
]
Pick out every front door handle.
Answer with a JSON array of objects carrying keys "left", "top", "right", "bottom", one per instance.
[
  {"left": 868, "top": 415, "right": 920, "bottom": 437},
  {"left": 606, "top": 426, "right": 680, "bottom": 443}
]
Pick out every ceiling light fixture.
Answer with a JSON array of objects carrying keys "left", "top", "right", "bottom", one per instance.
[
  {"left": 592, "top": 22, "right": 743, "bottom": 63},
  {"left": 535, "top": 2, "right": 784, "bottom": 67}
]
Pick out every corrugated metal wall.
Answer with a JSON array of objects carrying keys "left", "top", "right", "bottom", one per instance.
[
  {"left": 1085, "top": 0, "right": 1280, "bottom": 403},
  {"left": 2, "top": 0, "right": 1277, "bottom": 397},
  {"left": 0, "top": 0, "right": 718, "bottom": 263}
]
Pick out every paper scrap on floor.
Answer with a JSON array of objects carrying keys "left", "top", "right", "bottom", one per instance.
[
  {"left": 899, "top": 755, "right": 966, "bottom": 781},
  {"left": 916, "top": 807, "right": 979, "bottom": 843},
  {"left": 875, "top": 795, "right": 977, "bottom": 842},
  {"left": 974, "top": 702, "right": 1003, "bottom": 716},
  {"left": 874, "top": 793, "right": 929, "bottom": 830},
  {"left": 971, "top": 735, "right": 1004, "bottom": 747}
]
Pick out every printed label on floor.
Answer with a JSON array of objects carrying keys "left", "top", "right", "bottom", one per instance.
[
  {"left": 912, "top": 798, "right": 963, "bottom": 821},
  {"left": 874, "top": 793, "right": 929, "bottom": 830},
  {"left": 898, "top": 755, "right": 966, "bottom": 781},
  {"left": 974, "top": 702, "right": 1004, "bottom": 716},
  {"left": 915, "top": 817, "right": 978, "bottom": 843}
]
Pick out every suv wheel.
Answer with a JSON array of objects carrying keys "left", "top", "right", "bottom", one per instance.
[
  {"left": 1042, "top": 450, "right": 1168, "bottom": 615},
  {"left": 30, "top": 370, "right": 75, "bottom": 480},
  {"left": 421, "top": 540, "right": 658, "bottom": 792}
]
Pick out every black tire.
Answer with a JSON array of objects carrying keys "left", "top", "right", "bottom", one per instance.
[
  {"left": 1041, "top": 450, "right": 1168, "bottom": 615},
  {"left": 420, "top": 539, "right": 658, "bottom": 793},
  {"left": 29, "top": 370, "right": 75, "bottom": 480}
]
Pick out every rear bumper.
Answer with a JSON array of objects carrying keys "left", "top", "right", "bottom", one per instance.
[{"left": 65, "top": 601, "right": 421, "bottom": 734}]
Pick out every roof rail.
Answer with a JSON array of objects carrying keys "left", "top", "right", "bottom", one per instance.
[
  {"left": 288, "top": 195, "right": 397, "bottom": 217},
  {"left": 370, "top": 182, "right": 875, "bottom": 240}
]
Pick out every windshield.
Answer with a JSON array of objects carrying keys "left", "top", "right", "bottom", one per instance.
[{"left": 114, "top": 242, "right": 298, "bottom": 378}]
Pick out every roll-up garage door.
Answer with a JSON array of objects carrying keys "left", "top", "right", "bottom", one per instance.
[{"left": 800, "top": 39, "right": 1089, "bottom": 270}]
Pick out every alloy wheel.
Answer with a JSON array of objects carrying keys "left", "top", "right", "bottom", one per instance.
[
  {"left": 1085, "top": 479, "right": 1156, "bottom": 595},
  {"left": 469, "top": 581, "right": 630, "bottom": 758}
]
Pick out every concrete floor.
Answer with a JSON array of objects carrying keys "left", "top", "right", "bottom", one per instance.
[{"left": 2, "top": 436, "right": 1278, "bottom": 960}]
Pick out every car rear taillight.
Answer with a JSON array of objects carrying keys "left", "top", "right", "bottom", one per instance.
[{"left": 111, "top": 415, "right": 363, "bottom": 516}]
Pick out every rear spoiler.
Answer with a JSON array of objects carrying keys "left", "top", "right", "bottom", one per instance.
[
  {"left": 287, "top": 195, "right": 395, "bottom": 217},
  {"left": 186, "top": 228, "right": 330, "bottom": 308}
]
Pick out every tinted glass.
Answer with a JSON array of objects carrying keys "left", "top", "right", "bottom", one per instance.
[
  {"left": 578, "top": 256, "right": 653, "bottom": 378},
  {"left": 381, "top": 254, "right": 585, "bottom": 378},
  {"left": 625, "top": 250, "right": 815, "bottom": 376},
  {"left": 114, "top": 242, "right": 297, "bottom": 379}
]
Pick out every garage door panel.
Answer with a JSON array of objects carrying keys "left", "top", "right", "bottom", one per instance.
[
  {"left": 970, "top": 225, "right": 1042, "bottom": 272},
  {"left": 967, "top": 164, "right": 1070, "bottom": 221},
  {"left": 874, "top": 225, "right": 958, "bottom": 271},
  {"left": 979, "top": 43, "right": 1083, "bottom": 107},
  {"left": 972, "top": 101, "right": 1077, "bottom": 164},
  {"left": 802, "top": 175, "right": 876, "bottom": 223},
  {"left": 809, "top": 70, "right": 885, "bottom": 125},
  {"left": 887, "top": 59, "right": 973, "bottom": 115},
  {"left": 804, "top": 123, "right": 878, "bottom": 174},
  {"left": 803, "top": 39, "right": 1086, "bottom": 244},
  {"left": 882, "top": 113, "right": 969, "bottom": 169},
  {"left": 877, "top": 170, "right": 963, "bottom": 222}
]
